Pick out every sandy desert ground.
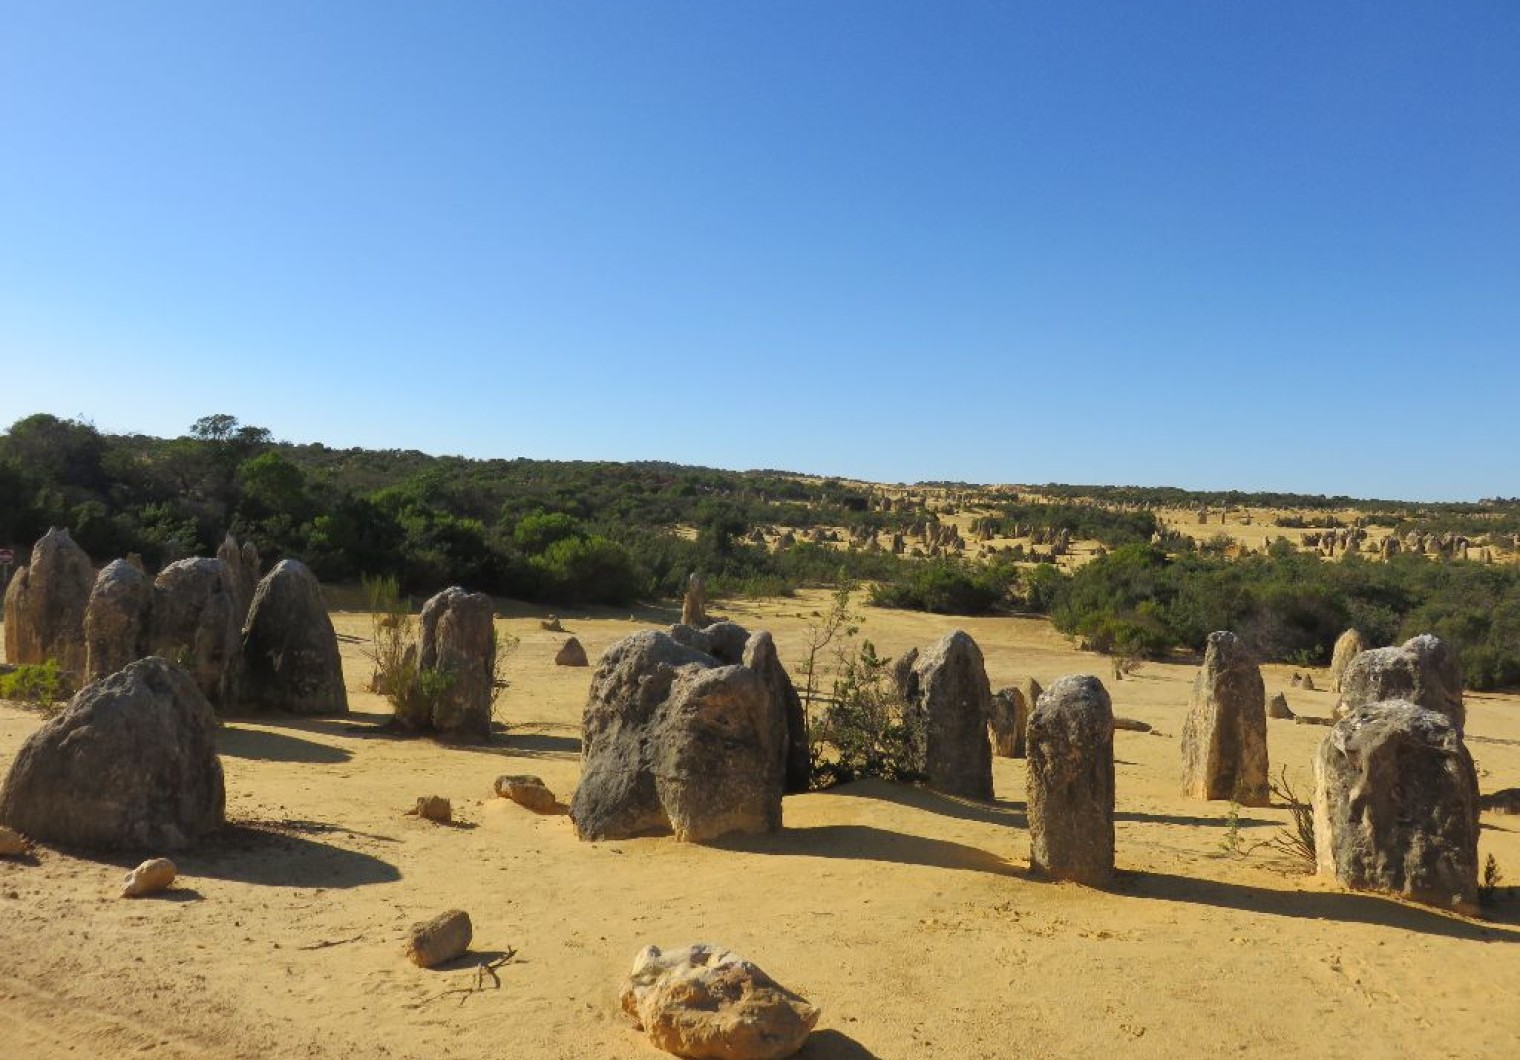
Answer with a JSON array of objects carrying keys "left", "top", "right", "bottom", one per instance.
[{"left": 2, "top": 593, "right": 1519, "bottom": 1059}]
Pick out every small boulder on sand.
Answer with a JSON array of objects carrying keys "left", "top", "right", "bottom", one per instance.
[
  {"left": 554, "top": 637, "right": 589, "bottom": 667},
  {"left": 0, "top": 825, "right": 29, "bottom": 857},
  {"left": 406, "top": 910, "right": 473, "bottom": 968},
  {"left": 120, "top": 858, "right": 177, "bottom": 898},
  {"left": 540, "top": 616, "right": 565, "bottom": 632},
  {"left": 495, "top": 774, "right": 559, "bottom": 813},
  {"left": 620, "top": 943, "right": 819, "bottom": 1060},
  {"left": 1268, "top": 692, "right": 1295, "bottom": 719},
  {"left": 412, "top": 795, "right": 452, "bottom": 823}
]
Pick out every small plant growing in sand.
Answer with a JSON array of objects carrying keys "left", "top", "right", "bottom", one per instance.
[
  {"left": 1263, "top": 766, "right": 1317, "bottom": 871},
  {"left": 808, "top": 638, "right": 925, "bottom": 789},
  {"left": 797, "top": 578, "right": 860, "bottom": 712},
  {"left": 1480, "top": 854, "right": 1505, "bottom": 906},
  {"left": 1219, "top": 798, "right": 1246, "bottom": 856}
]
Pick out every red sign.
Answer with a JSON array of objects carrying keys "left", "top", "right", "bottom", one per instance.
[{"left": 0, "top": 549, "right": 13, "bottom": 564}]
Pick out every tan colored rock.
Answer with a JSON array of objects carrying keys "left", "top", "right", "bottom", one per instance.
[
  {"left": 413, "top": 795, "right": 452, "bottom": 823},
  {"left": 495, "top": 774, "right": 558, "bottom": 813},
  {"left": 3, "top": 527, "right": 94, "bottom": 674},
  {"left": 1328, "top": 629, "right": 1365, "bottom": 693},
  {"left": 120, "top": 857, "right": 176, "bottom": 898},
  {"left": 682, "top": 572, "right": 708, "bottom": 627},
  {"left": 1268, "top": 692, "right": 1294, "bottom": 720},
  {"left": 0, "top": 825, "right": 29, "bottom": 856},
  {"left": 988, "top": 685, "right": 1029, "bottom": 757},
  {"left": 540, "top": 616, "right": 565, "bottom": 632},
  {"left": 555, "top": 637, "right": 589, "bottom": 667},
  {"left": 405, "top": 909, "right": 472, "bottom": 968},
  {"left": 620, "top": 943, "right": 819, "bottom": 1060},
  {"left": 1181, "top": 632, "right": 1268, "bottom": 806}
]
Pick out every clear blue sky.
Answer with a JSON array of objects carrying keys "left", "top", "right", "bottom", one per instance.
[{"left": 2, "top": 3, "right": 1516, "bottom": 500}]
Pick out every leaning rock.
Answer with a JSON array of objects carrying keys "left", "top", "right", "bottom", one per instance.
[
  {"left": 1267, "top": 692, "right": 1295, "bottom": 720},
  {"left": 1181, "top": 632, "right": 1269, "bottom": 806},
  {"left": 83, "top": 559, "right": 153, "bottom": 682},
  {"left": 120, "top": 857, "right": 176, "bottom": 898},
  {"left": 555, "top": 637, "right": 589, "bottom": 667},
  {"left": 1338, "top": 634, "right": 1464, "bottom": 730},
  {"left": 1313, "top": 700, "right": 1479, "bottom": 913},
  {"left": 404, "top": 587, "right": 497, "bottom": 740},
  {"left": 988, "top": 686, "right": 1029, "bottom": 758},
  {"left": 147, "top": 558, "right": 242, "bottom": 709},
  {"left": 2, "top": 527, "right": 94, "bottom": 674},
  {"left": 0, "top": 657, "right": 225, "bottom": 850},
  {"left": 571, "top": 628, "right": 784, "bottom": 843},
  {"left": 907, "top": 631, "right": 992, "bottom": 799},
  {"left": 1026, "top": 675, "right": 1115, "bottom": 885},
  {"left": 494, "top": 774, "right": 559, "bottom": 813},
  {"left": 1328, "top": 628, "right": 1366, "bottom": 693},
  {"left": 241, "top": 560, "right": 348, "bottom": 715},
  {"left": 406, "top": 910, "right": 472, "bottom": 968},
  {"left": 620, "top": 943, "right": 819, "bottom": 1060}
]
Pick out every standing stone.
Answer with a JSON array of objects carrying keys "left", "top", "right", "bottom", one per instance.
[
  {"left": 988, "top": 686, "right": 1029, "bottom": 758},
  {"left": 2, "top": 527, "right": 94, "bottom": 674},
  {"left": 742, "top": 630, "right": 811, "bottom": 795},
  {"left": 907, "top": 631, "right": 993, "bottom": 799},
  {"left": 1328, "top": 629, "right": 1365, "bottom": 693},
  {"left": 241, "top": 559, "right": 348, "bottom": 715},
  {"left": 1313, "top": 700, "right": 1479, "bottom": 913},
  {"left": 147, "top": 558, "right": 243, "bottom": 709},
  {"left": 216, "top": 533, "right": 258, "bottom": 627},
  {"left": 891, "top": 647, "right": 920, "bottom": 704},
  {"left": 406, "top": 587, "right": 497, "bottom": 740},
  {"left": 571, "top": 627, "right": 785, "bottom": 842},
  {"left": 1181, "top": 631, "right": 1269, "bottom": 806},
  {"left": 83, "top": 559, "right": 153, "bottom": 682},
  {"left": 682, "top": 572, "right": 708, "bottom": 627},
  {"left": 1026, "top": 675, "right": 1115, "bottom": 885},
  {"left": 0, "top": 657, "right": 225, "bottom": 850},
  {"left": 1337, "top": 633, "right": 1464, "bottom": 731},
  {"left": 554, "top": 636, "right": 589, "bottom": 667},
  {"left": 1267, "top": 691, "right": 1295, "bottom": 720}
]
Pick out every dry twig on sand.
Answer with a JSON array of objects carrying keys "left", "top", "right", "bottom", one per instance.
[{"left": 414, "top": 949, "right": 518, "bottom": 1007}]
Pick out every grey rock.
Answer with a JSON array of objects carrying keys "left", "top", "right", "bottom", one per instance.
[
  {"left": 1337, "top": 634, "right": 1464, "bottom": 730},
  {"left": 241, "top": 559, "right": 348, "bottom": 715},
  {"left": 147, "top": 558, "right": 243, "bottom": 709},
  {"left": 570, "top": 628, "right": 785, "bottom": 842},
  {"left": 83, "top": 559, "right": 153, "bottom": 682},
  {"left": 1181, "top": 632, "right": 1269, "bottom": 806},
  {"left": 904, "top": 631, "right": 992, "bottom": 799},
  {"left": 988, "top": 686, "right": 1029, "bottom": 758},
  {"left": 0, "top": 657, "right": 224, "bottom": 850},
  {"left": 1313, "top": 700, "right": 1479, "bottom": 913},
  {"left": 741, "top": 630, "right": 811, "bottom": 796},
  {"left": 2, "top": 527, "right": 94, "bottom": 674},
  {"left": 406, "top": 587, "right": 497, "bottom": 740},
  {"left": 1026, "top": 675, "right": 1115, "bottom": 885}
]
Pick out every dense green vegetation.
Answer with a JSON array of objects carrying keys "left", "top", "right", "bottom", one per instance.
[{"left": 1047, "top": 543, "right": 1520, "bottom": 690}]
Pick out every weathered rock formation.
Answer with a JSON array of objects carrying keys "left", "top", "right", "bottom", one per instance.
[
  {"left": 570, "top": 627, "right": 786, "bottom": 842},
  {"left": 120, "top": 858, "right": 177, "bottom": 898},
  {"left": 1267, "top": 691, "right": 1295, "bottom": 720},
  {"left": 682, "top": 572, "right": 708, "bottom": 627},
  {"left": 1181, "top": 632, "right": 1269, "bottom": 806},
  {"left": 406, "top": 910, "right": 473, "bottom": 968},
  {"left": 620, "top": 943, "right": 819, "bottom": 1060},
  {"left": 216, "top": 533, "right": 261, "bottom": 626},
  {"left": 1026, "top": 675, "right": 1115, "bottom": 885},
  {"left": 402, "top": 587, "right": 497, "bottom": 740},
  {"left": 241, "top": 559, "right": 348, "bottom": 715},
  {"left": 988, "top": 685, "right": 1029, "bottom": 758},
  {"left": 147, "top": 558, "right": 243, "bottom": 709},
  {"left": 1328, "top": 629, "right": 1366, "bottom": 693},
  {"left": 83, "top": 559, "right": 153, "bottom": 682},
  {"left": 554, "top": 636, "right": 589, "bottom": 667},
  {"left": 0, "top": 657, "right": 225, "bottom": 850},
  {"left": 2, "top": 527, "right": 94, "bottom": 674},
  {"left": 1337, "top": 634, "right": 1465, "bottom": 731},
  {"left": 495, "top": 774, "right": 559, "bottom": 813},
  {"left": 1313, "top": 700, "right": 1479, "bottom": 913},
  {"left": 904, "top": 631, "right": 992, "bottom": 799}
]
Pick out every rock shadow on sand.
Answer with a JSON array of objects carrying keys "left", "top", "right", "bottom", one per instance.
[
  {"left": 821, "top": 778, "right": 1027, "bottom": 828},
  {"left": 1116, "top": 870, "right": 1520, "bottom": 943},
  {"left": 797, "top": 1029, "right": 881, "bottom": 1059},
  {"left": 713, "top": 824, "right": 1020, "bottom": 877},
  {"left": 216, "top": 725, "right": 352, "bottom": 764},
  {"left": 182, "top": 821, "right": 402, "bottom": 889}
]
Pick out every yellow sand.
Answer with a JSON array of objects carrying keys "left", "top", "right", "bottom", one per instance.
[{"left": 2, "top": 595, "right": 1518, "bottom": 1059}]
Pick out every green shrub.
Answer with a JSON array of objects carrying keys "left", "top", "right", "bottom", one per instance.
[{"left": 0, "top": 659, "right": 67, "bottom": 712}]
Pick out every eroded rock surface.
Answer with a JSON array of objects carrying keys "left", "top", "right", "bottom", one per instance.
[
  {"left": 1338, "top": 634, "right": 1465, "bottom": 730},
  {"left": 241, "top": 559, "right": 348, "bottom": 715},
  {"left": 1026, "top": 675, "right": 1114, "bottom": 885},
  {"left": 907, "top": 631, "right": 992, "bottom": 799},
  {"left": 1181, "top": 631, "right": 1268, "bottom": 805},
  {"left": 83, "top": 559, "right": 153, "bottom": 682},
  {"left": 3, "top": 527, "right": 94, "bottom": 674}
]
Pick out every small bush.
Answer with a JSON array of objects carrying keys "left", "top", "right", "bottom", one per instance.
[
  {"left": 0, "top": 659, "right": 67, "bottom": 712},
  {"left": 808, "top": 639, "right": 925, "bottom": 789}
]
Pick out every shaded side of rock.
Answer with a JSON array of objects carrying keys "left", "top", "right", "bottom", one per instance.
[
  {"left": 1313, "top": 700, "right": 1479, "bottom": 913},
  {"left": 83, "top": 559, "right": 153, "bottom": 682},
  {"left": 1181, "top": 631, "right": 1269, "bottom": 806},
  {"left": 241, "top": 559, "right": 348, "bottom": 715},
  {"left": 909, "top": 630, "right": 992, "bottom": 799},
  {"left": 554, "top": 636, "right": 589, "bottom": 666},
  {"left": 0, "top": 657, "right": 225, "bottom": 850},
  {"left": 410, "top": 587, "right": 496, "bottom": 740},
  {"left": 741, "top": 630, "right": 810, "bottom": 795},
  {"left": 1026, "top": 675, "right": 1114, "bottom": 885},
  {"left": 1268, "top": 691, "right": 1295, "bottom": 719}
]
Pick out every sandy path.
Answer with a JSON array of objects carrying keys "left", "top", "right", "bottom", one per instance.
[{"left": 2, "top": 595, "right": 1519, "bottom": 1058}]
